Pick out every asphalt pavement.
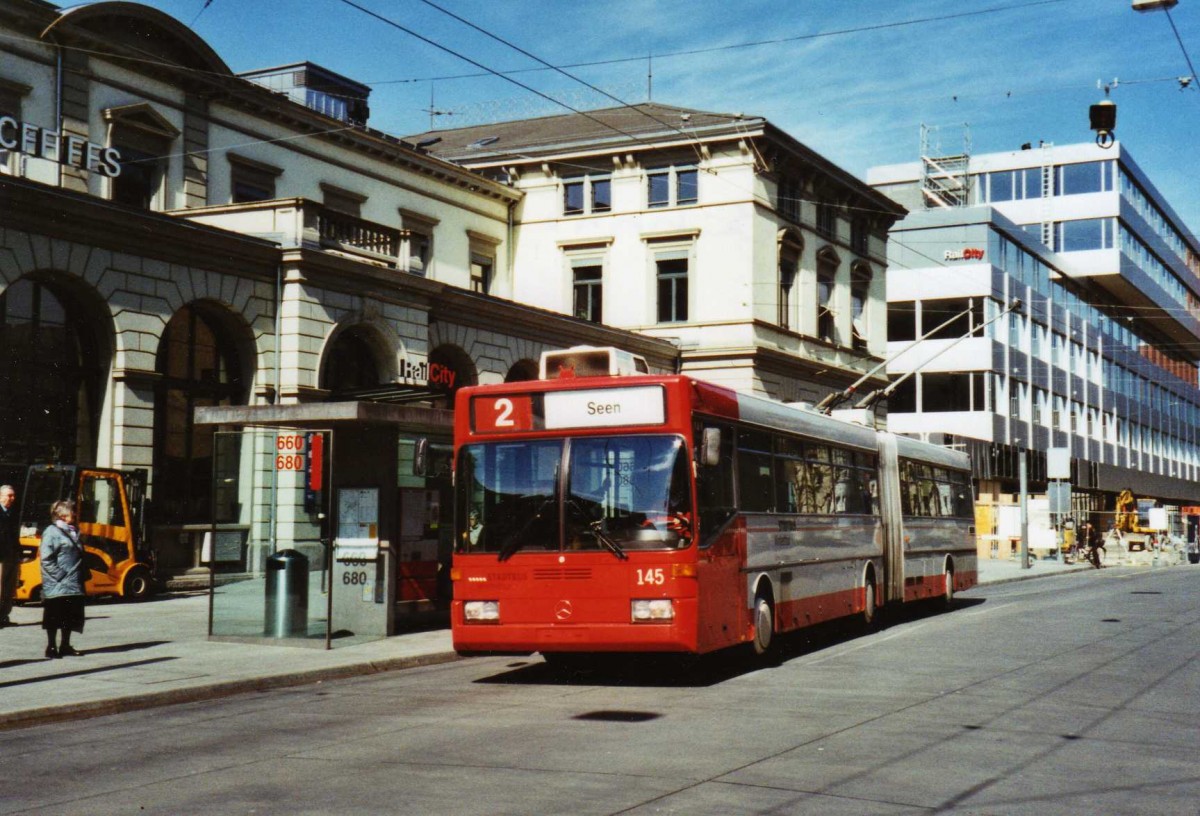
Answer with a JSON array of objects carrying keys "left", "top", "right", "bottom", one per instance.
[{"left": 0, "top": 556, "right": 1134, "bottom": 730}]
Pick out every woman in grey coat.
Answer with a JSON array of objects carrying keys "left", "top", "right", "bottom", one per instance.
[{"left": 40, "top": 500, "right": 86, "bottom": 658}]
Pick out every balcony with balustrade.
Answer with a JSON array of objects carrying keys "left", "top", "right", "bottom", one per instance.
[{"left": 171, "top": 198, "right": 413, "bottom": 272}]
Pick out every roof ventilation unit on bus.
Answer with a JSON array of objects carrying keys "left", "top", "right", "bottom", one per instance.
[
  {"left": 830, "top": 408, "right": 877, "bottom": 428},
  {"left": 539, "top": 346, "right": 649, "bottom": 379}
]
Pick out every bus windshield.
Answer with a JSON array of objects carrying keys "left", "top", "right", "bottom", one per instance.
[{"left": 456, "top": 435, "right": 693, "bottom": 558}]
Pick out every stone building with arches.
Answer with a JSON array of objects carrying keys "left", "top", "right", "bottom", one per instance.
[{"left": 0, "top": 0, "right": 675, "bottom": 585}]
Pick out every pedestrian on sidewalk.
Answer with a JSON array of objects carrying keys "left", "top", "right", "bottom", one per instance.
[
  {"left": 0, "top": 484, "right": 18, "bottom": 626},
  {"left": 40, "top": 500, "right": 86, "bottom": 658},
  {"left": 1083, "top": 521, "right": 1104, "bottom": 569}
]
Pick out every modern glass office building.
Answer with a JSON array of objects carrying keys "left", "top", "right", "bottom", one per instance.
[{"left": 869, "top": 143, "right": 1200, "bottom": 551}]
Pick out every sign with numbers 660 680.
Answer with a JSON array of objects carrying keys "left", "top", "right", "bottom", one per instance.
[
  {"left": 472, "top": 395, "right": 534, "bottom": 432},
  {"left": 275, "top": 434, "right": 307, "bottom": 471}
]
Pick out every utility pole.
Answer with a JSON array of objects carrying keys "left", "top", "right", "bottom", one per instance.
[{"left": 1019, "top": 448, "right": 1030, "bottom": 569}]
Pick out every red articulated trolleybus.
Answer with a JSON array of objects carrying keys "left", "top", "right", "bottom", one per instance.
[{"left": 450, "top": 347, "right": 976, "bottom": 662}]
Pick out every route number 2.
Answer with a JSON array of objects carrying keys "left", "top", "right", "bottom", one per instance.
[
  {"left": 494, "top": 398, "right": 515, "bottom": 427},
  {"left": 636, "top": 568, "right": 665, "bottom": 586},
  {"left": 473, "top": 395, "right": 533, "bottom": 432}
]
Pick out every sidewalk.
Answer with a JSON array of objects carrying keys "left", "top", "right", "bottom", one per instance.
[
  {"left": 971, "top": 554, "right": 1096, "bottom": 585},
  {"left": 0, "top": 557, "right": 1124, "bottom": 730}
]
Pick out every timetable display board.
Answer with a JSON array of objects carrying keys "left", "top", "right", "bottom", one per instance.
[{"left": 335, "top": 487, "right": 379, "bottom": 561}]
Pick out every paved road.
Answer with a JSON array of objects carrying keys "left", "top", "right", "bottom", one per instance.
[{"left": 1, "top": 567, "right": 1195, "bottom": 815}]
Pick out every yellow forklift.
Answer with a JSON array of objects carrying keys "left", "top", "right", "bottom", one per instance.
[{"left": 14, "top": 465, "right": 154, "bottom": 602}]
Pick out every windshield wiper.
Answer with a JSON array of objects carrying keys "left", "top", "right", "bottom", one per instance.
[
  {"left": 589, "top": 519, "right": 627, "bottom": 560},
  {"left": 497, "top": 494, "right": 556, "bottom": 562},
  {"left": 566, "top": 498, "right": 627, "bottom": 560}
]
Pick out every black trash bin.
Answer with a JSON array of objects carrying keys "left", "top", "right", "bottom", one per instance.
[{"left": 264, "top": 549, "right": 309, "bottom": 637}]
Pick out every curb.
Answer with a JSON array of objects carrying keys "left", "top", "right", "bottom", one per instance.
[
  {"left": 0, "top": 650, "right": 460, "bottom": 732},
  {"left": 977, "top": 563, "right": 1097, "bottom": 587},
  {"left": 977, "top": 561, "right": 1189, "bottom": 588}
]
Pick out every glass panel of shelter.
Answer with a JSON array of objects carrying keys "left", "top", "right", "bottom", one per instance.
[
  {"left": 209, "top": 428, "right": 347, "bottom": 646},
  {"left": 209, "top": 427, "right": 457, "bottom": 645}
]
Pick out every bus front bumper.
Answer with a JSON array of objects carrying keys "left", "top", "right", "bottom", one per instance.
[{"left": 452, "top": 600, "right": 700, "bottom": 655}]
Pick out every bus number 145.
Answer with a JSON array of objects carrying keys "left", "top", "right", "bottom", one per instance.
[{"left": 636, "top": 568, "right": 665, "bottom": 586}]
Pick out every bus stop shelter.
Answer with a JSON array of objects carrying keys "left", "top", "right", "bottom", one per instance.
[{"left": 195, "top": 400, "right": 454, "bottom": 649}]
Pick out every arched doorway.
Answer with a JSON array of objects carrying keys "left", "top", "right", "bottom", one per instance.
[
  {"left": 428, "top": 345, "right": 477, "bottom": 408},
  {"left": 0, "top": 277, "right": 109, "bottom": 465},
  {"left": 153, "top": 302, "right": 250, "bottom": 524},
  {"left": 320, "top": 325, "right": 385, "bottom": 396},
  {"left": 505, "top": 359, "right": 539, "bottom": 383}
]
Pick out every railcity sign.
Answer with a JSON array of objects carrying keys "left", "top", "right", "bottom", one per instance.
[{"left": 943, "top": 247, "right": 985, "bottom": 261}]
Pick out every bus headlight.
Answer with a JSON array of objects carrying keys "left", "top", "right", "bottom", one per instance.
[
  {"left": 631, "top": 599, "right": 674, "bottom": 622},
  {"left": 463, "top": 600, "right": 500, "bottom": 623}
]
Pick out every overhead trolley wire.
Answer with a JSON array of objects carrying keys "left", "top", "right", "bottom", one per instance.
[
  {"left": 334, "top": 0, "right": 670, "bottom": 160},
  {"left": 366, "top": 0, "right": 1074, "bottom": 85},
  {"left": 1164, "top": 6, "right": 1200, "bottom": 98},
  {"left": 408, "top": 0, "right": 709, "bottom": 166}
]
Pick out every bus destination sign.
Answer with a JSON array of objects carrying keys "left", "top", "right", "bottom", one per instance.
[
  {"left": 471, "top": 386, "right": 666, "bottom": 432},
  {"left": 544, "top": 386, "right": 664, "bottom": 429}
]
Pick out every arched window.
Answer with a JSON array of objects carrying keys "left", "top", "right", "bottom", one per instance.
[
  {"left": 778, "top": 230, "right": 802, "bottom": 331},
  {"left": 0, "top": 279, "right": 107, "bottom": 464},
  {"left": 851, "top": 262, "right": 872, "bottom": 352},
  {"left": 816, "top": 250, "right": 838, "bottom": 344},
  {"left": 321, "top": 326, "right": 382, "bottom": 395},
  {"left": 154, "top": 304, "right": 247, "bottom": 523}
]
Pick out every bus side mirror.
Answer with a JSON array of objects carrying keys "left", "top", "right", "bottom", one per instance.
[
  {"left": 700, "top": 427, "right": 721, "bottom": 467},
  {"left": 413, "top": 438, "right": 429, "bottom": 477}
]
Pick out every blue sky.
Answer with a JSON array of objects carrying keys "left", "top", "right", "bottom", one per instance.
[{"left": 136, "top": 0, "right": 1200, "bottom": 233}]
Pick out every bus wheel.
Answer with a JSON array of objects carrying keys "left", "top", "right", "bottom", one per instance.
[
  {"left": 752, "top": 592, "right": 774, "bottom": 655},
  {"left": 942, "top": 565, "right": 955, "bottom": 610},
  {"left": 863, "top": 578, "right": 877, "bottom": 628},
  {"left": 122, "top": 566, "right": 153, "bottom": 601}
]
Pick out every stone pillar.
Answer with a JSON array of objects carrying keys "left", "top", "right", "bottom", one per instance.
[
  {"left": 182, "top": 92, "right": 208, "bottom": 208},
  {"left": 59, "top": 48, "right": 90, "bottom": 194}
]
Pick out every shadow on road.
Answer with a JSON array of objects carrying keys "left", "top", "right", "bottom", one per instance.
[{"left": 475, "top": 597, "right": 987, "bottom": 688}]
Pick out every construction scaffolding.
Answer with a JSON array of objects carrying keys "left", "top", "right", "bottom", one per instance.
[{"left": 920, "top": 124, "right": 972, "bottom": 209}]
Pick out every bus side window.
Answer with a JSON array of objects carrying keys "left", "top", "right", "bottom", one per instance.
[
  {"left": 693, "top": 422, "right": 735, "bottom": 546},
  {"left": 831, "top": 448, "right": 859, "bottom": 514},
  {"left": 899, "top": 460, "right": 915, "bottom": 516},
  {"left": 951, "top": 470, "right": 975, "bottom": 518},
  {"left": 736, "top": 429, "right": 774, "bottom": 513}
]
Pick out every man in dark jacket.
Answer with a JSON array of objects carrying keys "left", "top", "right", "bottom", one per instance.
[
  {"left": 0, "top": 484, "right": 19, "bottom": 625},
  {"left": 1082, "top": 521, "right": 1104, "bottom": 569}
]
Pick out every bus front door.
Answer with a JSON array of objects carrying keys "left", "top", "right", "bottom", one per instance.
[{"left": 696, "top": 521, "right": 745, "bottom": 653}]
